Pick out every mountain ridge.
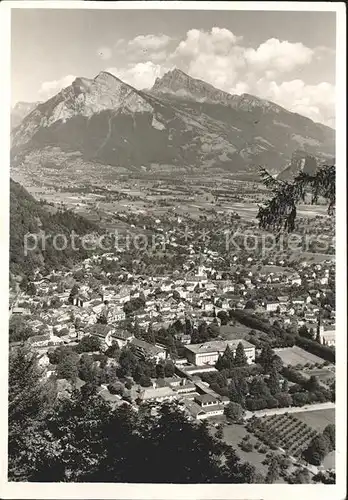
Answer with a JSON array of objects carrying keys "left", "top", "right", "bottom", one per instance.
[
  {"left": 11, "top": 69, "right": 335, "bottom": 181},
  {"left": 151, "top": 68, "right": 287, "bottom": 116}
]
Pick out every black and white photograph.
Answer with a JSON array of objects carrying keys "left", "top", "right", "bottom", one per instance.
[{"left": 0, "top": 2, "right": 346, "bottom": 499}]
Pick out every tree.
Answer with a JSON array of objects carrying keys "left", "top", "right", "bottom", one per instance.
[
  {"left": 9, "top": 316, "right": 35, "bottom": 342},
  {"left": 207, "top": 322, "right": 220, "bottom": 338},
  {"left": 276, "top": 392, "right": 292, "bottom": 407},
  {"left": 8, "top": 385, "right": 262, "bottom": 484},
  {"left": 224, "top": 402, "right": 244, "bottom": 423},
  {"left": 259, "top": 344, "right": 283, "bottom": 373},
  {"left": 282, "top": 378, "right": 289, "bottom": 392},
  {"left": 217, "top": 310, "right": 229, "bottom": 325},
  {"left": 138, "top": 374, "right": 152, "bottom": 387},
  {"left": 240, "top": 440, "right": 253, "bottom": 452},
  {"left": 291, "top": 467, "right": 310, "bottom": 484},
  {"left": 75, "top": 335, "right": 102, "bottom": 353},
  {"left": 234, "top": 342, "right": 248, "bottom": 367},
  {"left": 249, "top": 377, "right": 271, "bottom": 399},
  {"left": 323, "top": 424, "right": 335, "bottom": 451},
  {"left": 144, "top": 323, "right": 156, "bottom": 344},
  {"left": 257, "top": 165, "right": 335, "bottom": 232},
  {"left": 196, "top": 321, "right": 209, "bottom": 343},
  {"left": 56, "top": 353, "right": 79, "bottom": 381},
  {"left": 80, "top": 381, "right": 98, "bottom": 398},
  {"left": 185, "top": 317, "right": 193, "bottom": 336},
  {"left": 216, "top": 345, "right": 234, "bottom": 371},
  {"left": 306, "top": 375, "right": 321, "bottom": 392},
  {"left": 303, "top": 434, "right": 331, "bottom": 465},
  {"left": 8, "top": 346, "right": 57, "bottom": 481},
  {"left": 228, "top": 379, "right": 246, "bottom": 406},
  {"left": 299, "top": 325, "right": 309, "bottom": 338},
  {"left": 68, "top": 284, "right": 80, "bottom": 303},
  {"left": 156, "top": 362, "right": 165, "bottom": 379},
  {"left": 48, "top": 345, "right": 74, "bottom": 365},
  {"left": 78, "top": 354, "right": 99, "bottom": 384},
  {"left": 244, "top": 300, "right": 256, "bottom": 310},
  {"left": 259, "top": 344, "right": 275, "bottom": 373},
  {"left": 267, "top": 369, "right": 280, "bottom": 395},
  {"left": 26, "top": 282, "right": 37, "bottom": 296},
  {"left": 164, "top": 360, "right": 175, "bottom": 377},
  {"left": 119, "top": 348, "right": 138, "bottom": 377},
  {"left": 105, "top": 342, "right": 120, "bottom": 359},
  {"left": 265, "top": 456, "right": 280, "bottom": 483},
  {"left": 97, "top": 312, "right": 108, "bottom": 325},
  {"left": 108, "top": 382, "right": 125, "bottom": 396},
  {"left": 74, "top": 316, "right": 82, "bottom": 330}
]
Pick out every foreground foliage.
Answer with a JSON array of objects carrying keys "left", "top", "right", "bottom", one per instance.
[
  {"left": 257, "top": 165, "right": 335, "bottom": 232},
  {"left": 8, "top": 346, "right": 258, "bottom": 483}
]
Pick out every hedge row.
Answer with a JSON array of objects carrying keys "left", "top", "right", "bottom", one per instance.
[{"left": 296, "top": 336, "right": 335, "bottom": 363}]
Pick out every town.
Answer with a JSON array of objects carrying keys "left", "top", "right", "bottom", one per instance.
[
  {"left": 7, "top": 5, "right": 338, "bottom": 487},
  {"left": 10, "top": 210, "right": 336, "bottom": 484}
]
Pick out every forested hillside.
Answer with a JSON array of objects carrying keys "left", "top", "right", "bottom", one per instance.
[{"left": 10, "top": 179, "right": 99, "bottom": 276}]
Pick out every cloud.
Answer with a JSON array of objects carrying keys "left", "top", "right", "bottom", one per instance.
[
  {"left": 128, "top": 34, "right": 172, "bottom": 51},
  {"left": 97, "top": 46, "right": 112, "bottom": 61},
  {"left": 168, "top": 30, "right": 317, "bottom": 94},
  {"left": 255, "top": 78, "right": 335, "bottom": 126},
  {"left": 115, "top": 34, "right": 173, "bottom": 63},
  {"left": 37, "top": 30, "right": 334, "bottom": 127},
  {"left": 39, "top": 74, "right": 76, "bottom": 99},
  {"left": 244, "top": 38, "right": 314, "bottom": 72},
  {"left": 106, "top": 62, "right": 166, "bottom": 90},
  {"left": 165, "top": 28, "right": 333, "bottom": 125},
  {"left": 169, "top": 28, "right": 246, "bottom": 90}
]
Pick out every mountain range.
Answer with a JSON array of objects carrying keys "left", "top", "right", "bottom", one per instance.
[
  {"left": 11, "top": 101, "right": 41, "bottom": 130},
  {"left": 11, "top": 68, "right": 335, "bottom": 181}
]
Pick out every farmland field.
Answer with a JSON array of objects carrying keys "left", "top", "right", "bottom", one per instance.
[
  {"left": 221, "top": 423, "right": 285, "bottom": 480},
  {"left": 247, "top": 413, "right": 318, "bottom": 458},
  {"left": 294, "top": 408, "right": 335, "bottom": 432},
  {"left": 288, "top": 252, "right": 335, "bottom": 263},
  {"left": 274, "top": 346, "right": 327, "bottom": 366},
  {"left": 220, "top": 324, "right": 254, "bottom": 340}
]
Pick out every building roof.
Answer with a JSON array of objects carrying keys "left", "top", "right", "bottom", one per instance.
[
  {"left": 195, "top": 394, "right": 218, "bottom": 404},
  {"left": 28, "top": 334, "right": 51, "bottom": 343},
  {"left": 112, "top": 330, "right": 134, "bottom": 340},
  {"left": 85, "top": 324, "right": 113, "bottom": 337},
  {"left": 131, "top": 338, "right": 166, "bottom": 356},
  {"left": 12, "top": 307, "right": 30, "bottom": 314},
  {"left": 185, "top": 339, "right": 254, "bottom": 355},
  {"left": 183, "top": 399, "right": 206, "bottom": 418},
  {"left": 219, "top": 395, "right": 230, "bottom": 402},
  {"left": 322, "top": 329, "right": 335, "bottom": 340},
  {"left": 140, "top": 386, "right": 175, "bottom": 400}
]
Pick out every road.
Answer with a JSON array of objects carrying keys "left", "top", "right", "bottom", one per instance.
[{"left": 244, "top": 401, "right": 335, "bottom": 420}]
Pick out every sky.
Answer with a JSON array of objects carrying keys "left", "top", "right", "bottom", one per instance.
[{"left": 11, "top": 8, "right": 336, "bottom": 127}]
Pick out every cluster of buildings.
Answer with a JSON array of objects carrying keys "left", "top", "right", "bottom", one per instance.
[
  {"left": 138, "top": 375, "right": 229, "bottom": 420},
  {"left": 11, "top": 252, "right": 335, "bottom": 353}
]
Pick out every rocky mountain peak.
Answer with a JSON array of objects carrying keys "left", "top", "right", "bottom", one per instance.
[
  {"left": 11, "top": 71, "right": 154, "bottom": 146},
  {"left": 153, "top": 68, "right": 190, "bottom": 89},
  {"left": 152, "top": 68, "right": 236, "bottom": 104},
  {"left": 94, "top": 70, "right": 122, "bottom": 86},
  {"left": 11, "top": 68, "right": 335, "bottom": 177}
]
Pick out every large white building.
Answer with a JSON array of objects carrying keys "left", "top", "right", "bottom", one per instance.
[
  {"left": 320, "top": 328, "right": 336, "bottom": 347},
  {"left": 184, "top": 339, "right": 255, "bottom": 366}
]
